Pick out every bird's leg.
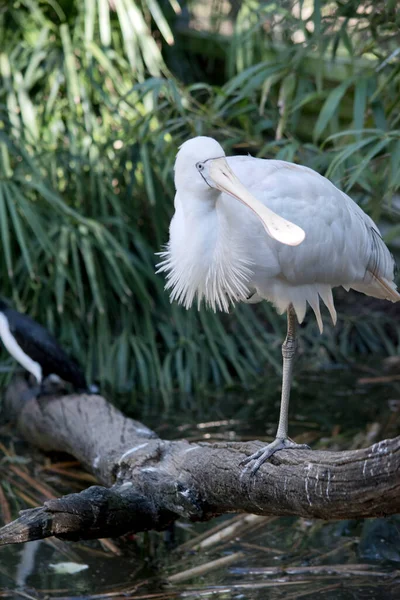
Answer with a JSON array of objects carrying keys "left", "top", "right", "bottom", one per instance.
[
  {"left": 241, "top": 305, "right": 310, "bottom": 475},
  {"left": 276, "top": 303, "right": 297, "bottom": 440}
]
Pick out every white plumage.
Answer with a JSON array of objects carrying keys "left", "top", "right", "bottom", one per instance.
[
  {"left": 158, "top": 137, "right": 398, "bottom": 329},
  {"left": 158, "top": 136, "right": 399, "bottom": 472}
]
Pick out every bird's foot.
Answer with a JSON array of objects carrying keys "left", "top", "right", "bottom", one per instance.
[{"left": 241, "top": 437, "right": 311, "bottom": 475}]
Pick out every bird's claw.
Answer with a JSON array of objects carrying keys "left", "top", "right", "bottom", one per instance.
[{"left": 240, "top": 437, "right": 311, "bottom": 476}]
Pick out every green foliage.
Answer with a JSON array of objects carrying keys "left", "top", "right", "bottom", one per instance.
[{"left": 0, "top": 0, "right": 399, "bottom": 401}]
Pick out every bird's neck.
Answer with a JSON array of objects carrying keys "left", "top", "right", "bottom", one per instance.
[
  {"left": 177, "top": 186, "right": 219, "bottom": 219},
  {"left": 158, "top": 191, "right": 253, "bottom": 312}
]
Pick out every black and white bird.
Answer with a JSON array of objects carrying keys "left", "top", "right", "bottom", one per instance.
[{"left": 0, "top": 300, "right": 90, "bottom": 394}]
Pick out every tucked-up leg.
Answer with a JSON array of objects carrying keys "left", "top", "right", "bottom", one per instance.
[{"left": 241, "top": 305, "right": 310, "bottom": 475}]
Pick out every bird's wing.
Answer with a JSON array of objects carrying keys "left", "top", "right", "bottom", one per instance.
[
  {"left": 6, "top": 309, "right": 87, "bottom": 388},
  {"left": 226, "top": 156, "right": 399, "bottom": 327}
]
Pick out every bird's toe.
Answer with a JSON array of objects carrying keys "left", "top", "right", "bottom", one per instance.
[{"left": 241, "top": 437, "right": 311, "bottom": 476}]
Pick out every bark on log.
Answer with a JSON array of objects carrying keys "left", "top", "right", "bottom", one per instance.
[{"left": 0, "top": 377, "right": 399, "bottom": 546}]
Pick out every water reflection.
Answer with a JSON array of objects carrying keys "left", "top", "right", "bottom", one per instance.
[{"left": 15, "top": 540, "right": 41, "bottom": 587}]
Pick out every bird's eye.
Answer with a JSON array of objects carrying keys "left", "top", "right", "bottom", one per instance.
[{"left": 196, "top": 162, "right": 204, "bottom": 171}]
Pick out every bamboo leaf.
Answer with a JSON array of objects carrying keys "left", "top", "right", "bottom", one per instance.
[
  {"left": 130, "top": 337, "right": 150, "bottom": 392},
  {"left": 3, "top": 185, "right": 34, "bottom": 278},
  {"left": 326, "top": 135, "right": 378, "bottom": 178},
  {"left": 55, "top": 226, "right": 70, "bottom": 313},
  {"left": 389, "top": 139, "right": 400, "bottom": 192},
  {"left": 353, "top": 78, "right": 368, "bottom": 133},
  {"left": 114, "top": 0, "right": 142, "bottom": 77},
  {"left": 70, "top": 232, "right": 85, "bottom": 315},
  {"left": 198, "top": 311, "right": 233, "bottom": 386},
  {"left": 314, "top": 78, "right": 354, "bottom": 141},
  {"left": 0, "top": 185, "right": 13, "bottom": 278},
  {"left": 60, "top": 23, "right": 81, "bottom": 110},
  {"left": 0, "top": 142, "right": 13, "bottom": 179},
  {"left": 146, "top": 0, "right": 174, "bottom": 46},
  {"left": 11, "top": 184, "right": 53, "bottom": 256},
  {"left": 88, "top": 42, "right": 126, "bottom": 92},
  {"left": 79, "top": 229, "right": 104, "bottom": 313},
  {"left": 84, "top": 0, "right": 96, "bottom": 45},
  {"left": 0, "top": 53, "right": 20, "bottom": 136},
  {"left": 140, "top": 143, "right": 156, "bottom": 206},
  {"left": 276, "top": 73, "right": 296, "bottom": 140},
  {"left": 98, "top": 0, "right": 111, "bottom": 47},
  {"left": 345, "top": 137, "right": 390, "bottom": 191},
  {"left": 371, "top": 100, "right": 387, "bottom": 130},
  {"left": 24, "top": 26, "right": 49, "bottom": 90},
  {"left": 313, "top": 0, "right": 321, "bottom": 35}
]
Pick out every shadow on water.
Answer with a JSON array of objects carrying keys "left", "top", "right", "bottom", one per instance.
[{"left": 0, "top": 362, "right": 399, "bottom": 599}]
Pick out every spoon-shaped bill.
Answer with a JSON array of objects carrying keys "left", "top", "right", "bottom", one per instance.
[{"left": 209, "top": 158, "right": 306, "bottom": 247}]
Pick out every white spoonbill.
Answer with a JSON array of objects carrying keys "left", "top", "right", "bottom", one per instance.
[{"left": 157, "top": 136, "right": 400, "bottom": 473}]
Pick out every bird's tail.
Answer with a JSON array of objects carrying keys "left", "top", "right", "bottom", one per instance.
[{"left": 350, "top": 274, "right": 400, "bottom": 303}]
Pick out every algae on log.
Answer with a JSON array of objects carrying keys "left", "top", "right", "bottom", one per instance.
[{"left": 0, "top": 377, "right": 399, "bottom": 546}]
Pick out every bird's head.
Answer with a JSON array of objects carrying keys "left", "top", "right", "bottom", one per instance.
[
  {"left": 174, "top": 136, "right": 225, "bottom": 192},
  {"left": 174, "top": 136, "right": 305, "bottom": 247}
]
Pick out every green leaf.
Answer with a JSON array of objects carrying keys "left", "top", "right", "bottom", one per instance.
[
  {"left": 326, "top": 135, "right": 378, "bottom": 179},
  {"left": 0, "top": 185, "right": 13, "bottom": 278},
  {"left": 98, "top": 0, "right": 111, "bottom": 46},
  {"left": 314, "top": 78, "right": 354, "bottom": 141},
  {"left": 389, "top": 139, "right": 400, "bottom": 191},
  {"left": 198, "top": 310, "right": 233, "bottom": 386},
  {"left": 0, "top": 142, "right": 13, "bottom": 178},
  {"left": 345, "top": 137, "right": 390, "bottom": 191},
  {"left": 24, "top": 26, "right": 49, "bottom": 90},
  {"left": 140, "top": 143, "right": 156, "bottom": 206},
  {"left": 146, "top": 0, "right": 174, "bottom": 46},
  {"left": 3, "top": 185, "right": 34, "bottom": 278},
  {"left": 353, "top": 78, "right": 368, "bottom": 133},
  {"left": 79, "top": 229, "right": 104, "bottom": 313},
  {"left": 313, "top": 0, "right": 321, "bottom": 35},
  {"left": 0, "top": 53, "right": 20, "bottom": 136},
  {"left": 55, "top": 226, "right": 70, "bottom": 313},
  {"left": 60, "top": 23, "right": 81, "bottom": 110},
  {"left": 84, "top": 0, "right": 96, "bottom": 44},
  {"left": 276, "top": 73, "right": 297, "bottom": 140}
]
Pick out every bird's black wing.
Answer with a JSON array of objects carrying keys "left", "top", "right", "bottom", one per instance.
[{"left": 5, "top": 308, "right": 88, "bottom": 390}]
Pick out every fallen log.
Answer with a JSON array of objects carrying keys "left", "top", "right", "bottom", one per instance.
[{"left": 0, "top": 377, "right": 399, "bottom": 546}]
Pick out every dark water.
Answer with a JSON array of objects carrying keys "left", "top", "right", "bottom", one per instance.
[{"left": 0, "top": 365, "right": 399, "bottom": 599}]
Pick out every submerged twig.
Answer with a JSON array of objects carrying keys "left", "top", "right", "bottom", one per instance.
[{"left": 167, "top": 552, "right": 244, "bottom": 583}]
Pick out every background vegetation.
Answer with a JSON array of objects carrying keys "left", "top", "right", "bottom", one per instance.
[{"left": 0, "top": 0, "right": 399, "bottom": 404}]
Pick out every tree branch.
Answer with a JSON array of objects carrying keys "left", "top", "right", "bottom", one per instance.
[{"left": 1, "top": 378, "right": 399, "bottom": 546}]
